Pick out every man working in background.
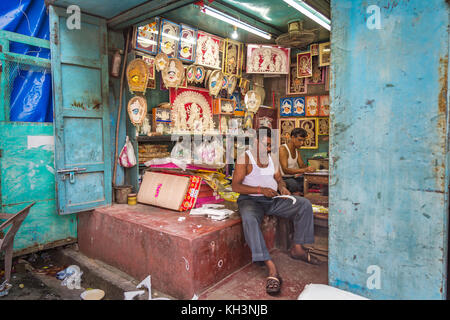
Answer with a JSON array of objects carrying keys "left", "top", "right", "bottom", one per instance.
[
  {"left": 232, "top": 127, "right": 321, "bottom": 296},
  {"left": 279, "top": 128, "right": 316, "bottom": 194}
]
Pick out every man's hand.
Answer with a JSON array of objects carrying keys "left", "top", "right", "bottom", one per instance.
[
  {"left": 262, "top": 187, "right": 278, "bottom": 198},
  {"left": 279, "top": 186, "right": 291, "bottom": 196},
  {"left": 306, "top": 166, "right": 316, "bottom": 173}
]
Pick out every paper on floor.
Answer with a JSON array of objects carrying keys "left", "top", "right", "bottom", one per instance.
[{"left": 297, "top": 284, "right": 369, "bottom": 300}]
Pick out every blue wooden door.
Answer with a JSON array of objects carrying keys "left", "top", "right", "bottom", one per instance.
[{"left": 49, "top": 6, "right": 112, "bottom": 215}]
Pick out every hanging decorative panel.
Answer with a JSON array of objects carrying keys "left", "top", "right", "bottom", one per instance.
[
  {"left": 280, "top": 118, "right": 296, "bottom": 144},
  {"left": 246, "top": 44, "right": 290, "bottom": 74},
  {"left": 222, "top": 38, "right": 243, "bottom": 76},
  {"left": 280, "top": 97, "right": 293, "bottom": 117},
  {"left": 319, "top": 95, "right": 330, "bottom": 116},
  {"left": 306, "top": 56, "right": 324, "bottom": 85},
  {"left": 287, "top": 64, "right": 307, "bottom": 95},
  {"left": 178, "top": 24, "right": 197, "bottom": 63},
  {"left": 195, "top": 31, "right": 222, "bottom": 69},
  {"left": 318, "top": 117, "right": 330, "bottom": 135},
  {"left": 169, "top": 87, "right": 214, "bottom": 133},
  {"left": 292, "top": 97, "right": 306, "bottom": 116},
  {"left": 306, "top": 96, "right": 320, "bottom": 117},
  {"left": 136, "top": 53, "right": 156, "bottom": 81},
  {"left": 159, "top": 19, "right": 180, "bottom": 58},
  {"left": 133, "top": 17, "right": 159, "bottom": 55},
  {"left": 297, "top": 51, "right": 313, "bottom": 78},
  {"left": 296, "top": 118, "right": 318, "bottom": 149},
  {"left": 319, "top": 42, "right": 331, "bottom": 67}
]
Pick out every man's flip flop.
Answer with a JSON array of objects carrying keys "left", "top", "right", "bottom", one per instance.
[
  {"left": 266, "top": 275, "right": 282, "bottom": 295},
  {"left": 289, "top": 250, "right": 323, "bottom": 265}
]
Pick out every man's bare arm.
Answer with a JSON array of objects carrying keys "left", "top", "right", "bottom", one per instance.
[
  {"left": 280, "top": 146, "right": 311, "bottom": 175},
  {"left": 232, "top": 154, "right": 278, "bottom": 197}
]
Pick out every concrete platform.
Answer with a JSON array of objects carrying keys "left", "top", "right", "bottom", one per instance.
[{"left": 77, "top": 204, "right": 277, "bottom": 299}]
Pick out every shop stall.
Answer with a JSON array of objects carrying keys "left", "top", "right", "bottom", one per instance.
[{"left": 4, "top": 0, "right": 448, "bottom": 300}]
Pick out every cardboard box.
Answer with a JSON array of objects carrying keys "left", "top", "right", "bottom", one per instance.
[{"left": 137, "top": 171, "right": 190, "bottom": 211}]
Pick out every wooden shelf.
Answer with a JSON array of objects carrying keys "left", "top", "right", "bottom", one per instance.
[{"left": 137, "top": 133, "right": 253, "bottom": 143}]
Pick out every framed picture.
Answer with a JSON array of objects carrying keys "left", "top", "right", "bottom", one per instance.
[
  {"left": 195, "top": 31, "right": 222, "bottom": 69},
  {"left": 287, "top": 64, "right": 307, "bottom": 95},
  {"left": 230, "top": 92, "right": 242, "bottom": 111},
  {"left": 214, "top": 98, "right": 235, "bottom": 114},
  {"left": 306, "top": 96, "right": 319, "bottom": 117},
  {"left": 160, "top": 73, "right": 167, "bottom": 91},
  {"left": 178, "top": 24, "right": 197, "bottom": 63},
  {"left": 147, "top": 78, "right": 156, "bottom": 89},
  {"left": 133, "top": 18, "right": 159, "bottom": 55},
  {"left": 319, "top": 42, "right": 331, "bottom": 67},
  {"left": 318, "top": 117, "right": 329, "bottom": 135},
  {"left": 239, "top": 78, "right": 250, "bottom": 95},
  {"left": 297, "top": 51, "right": 312, "bottom": 78},
  {"left": 179, "top": 66, "right": 188, "bottom": 88},
  {"left": 222, "top": 39, "right": 243, "bottom": 76},
  {"left": 306, "top": 56, "right": 324, "bottom": 85},
  {"left": 296, "top": 118, "right": 318, "bottom": 149},
  {"left": 319, "top": 95, "right": 330, "bottom": 116},
  {"left": 280, "top": 98, "right": 293, "bottom": 117},
  {"left": 310, "top": 43, "right": 319, "bottom": 56},
  {"left": 246, "top": 44, "right": 290, "bottom": 74},
  {"left": 169, "top": 87, "right": 214, "bottom": 133},
  {"left": 325, "top": 66, "right": 330, "bottom": 91},
  {"left": 159, "top": 19, "right": 180, "bottom": 58},
  {"left": 292, "top": 97, "right": 306, "bottom": 116},
  {"left": 280, "top": 118, "right": 296, "bottom": 144},
  {"left": 136, "top": 53, "right": 156, "bottom": 81}
]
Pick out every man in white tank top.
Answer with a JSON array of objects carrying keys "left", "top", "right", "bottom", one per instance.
[
  {"left": 279, "top": 128, "right": 316, "bottom": 194},
  {"left": 232, "top": 127, "right": 321, "bottom": 296}
]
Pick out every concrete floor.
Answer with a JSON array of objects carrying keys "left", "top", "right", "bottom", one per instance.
[
  {"left": 1, "top": 246, "right": 327, "bottom": 300},
  {"left": 199, "top": 249, "right": 328, "bottom": 300}
]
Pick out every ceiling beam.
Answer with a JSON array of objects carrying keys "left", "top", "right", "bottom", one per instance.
[{"left": 107, "top": 0, "right": 198, "bottom": 30}]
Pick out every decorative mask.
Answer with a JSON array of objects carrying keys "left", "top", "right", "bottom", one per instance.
[
  {"left": 155, "top": 52, "right": 169, "bottom": 72},
  {"left": 227, "top": 75, "right": 237, "bottom": 95},
  {"left": 186, "top": 65, "right": 195, "bottom": 83},
  {"left": 244, "top": 90, "right": 261, "bottom": 114},
  {"left": 127, "top": 96, "right": 147, "bottom": 126},
  {"left": 208, "top": 70, "right": 224, "bottom": 97},
  {"left": 162, "top": 58, "right": 184, "bottom": 88},
  {"left": 126, "top": 59, "right": 149, "bottom": 93},
  {"left": 222, "top": 75, "right": 228, "bottom": 90},
  {"left": 194, "top": 65, "right": 205, "bottom": 83}
]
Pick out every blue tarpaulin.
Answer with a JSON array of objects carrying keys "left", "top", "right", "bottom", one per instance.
[{"left": 0, "top": 0, "right": 52, "bottom": 122}]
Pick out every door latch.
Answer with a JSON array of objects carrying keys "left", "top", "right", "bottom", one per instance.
[{"left": 57, "top": 167, "right": 86, "bottom": 183}]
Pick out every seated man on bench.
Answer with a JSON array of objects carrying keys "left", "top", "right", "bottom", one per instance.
[
  {"left": 232, "top": 127, "right": 321, "bottom": 296},
  {"left": 279, "top": 128, "right": 316, "bottom": 195}
]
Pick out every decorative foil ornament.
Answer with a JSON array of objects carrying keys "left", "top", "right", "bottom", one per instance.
[
  {"left": 244, "top": 90, "right": 262, "bottom": 114},
  {"left": 126, "top": 59, "right": 150, "bottom": 93},
  {"left": 155, "top": 52, "right": 169, "bottom": 72},
  {"left": 162, "top": 58, "right": 184, "bottom": 88},
  {"left": 208, "top": 70, "right": 224, "bottom": 97},
  {"left": 127, "top": 96, "right": 148, "bottom": 126},
  {"left": 227, "top": 75, "right": 237, "bottom": 96}
]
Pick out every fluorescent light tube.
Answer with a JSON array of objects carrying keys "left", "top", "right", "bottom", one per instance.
[
  {"left": 202, "top": 5, "right": 271, "bottom": 40},
  {"left": 283, "top": 0, "right": 331, "bottom": 31}
]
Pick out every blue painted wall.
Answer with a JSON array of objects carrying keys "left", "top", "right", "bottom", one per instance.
[{"left": 329, "top": 0, "right": 449, "bottom": 299}]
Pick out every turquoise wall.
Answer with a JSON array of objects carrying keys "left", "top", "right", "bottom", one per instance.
[
  {"left": 0, "top": 30, "right": 125, "bottom": 254},
  {"left": 0, "top": 122, "right": 77, "bottom": 252},
  {"left": 329, "top": 0, "right": 449, "bottom": 299}
]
